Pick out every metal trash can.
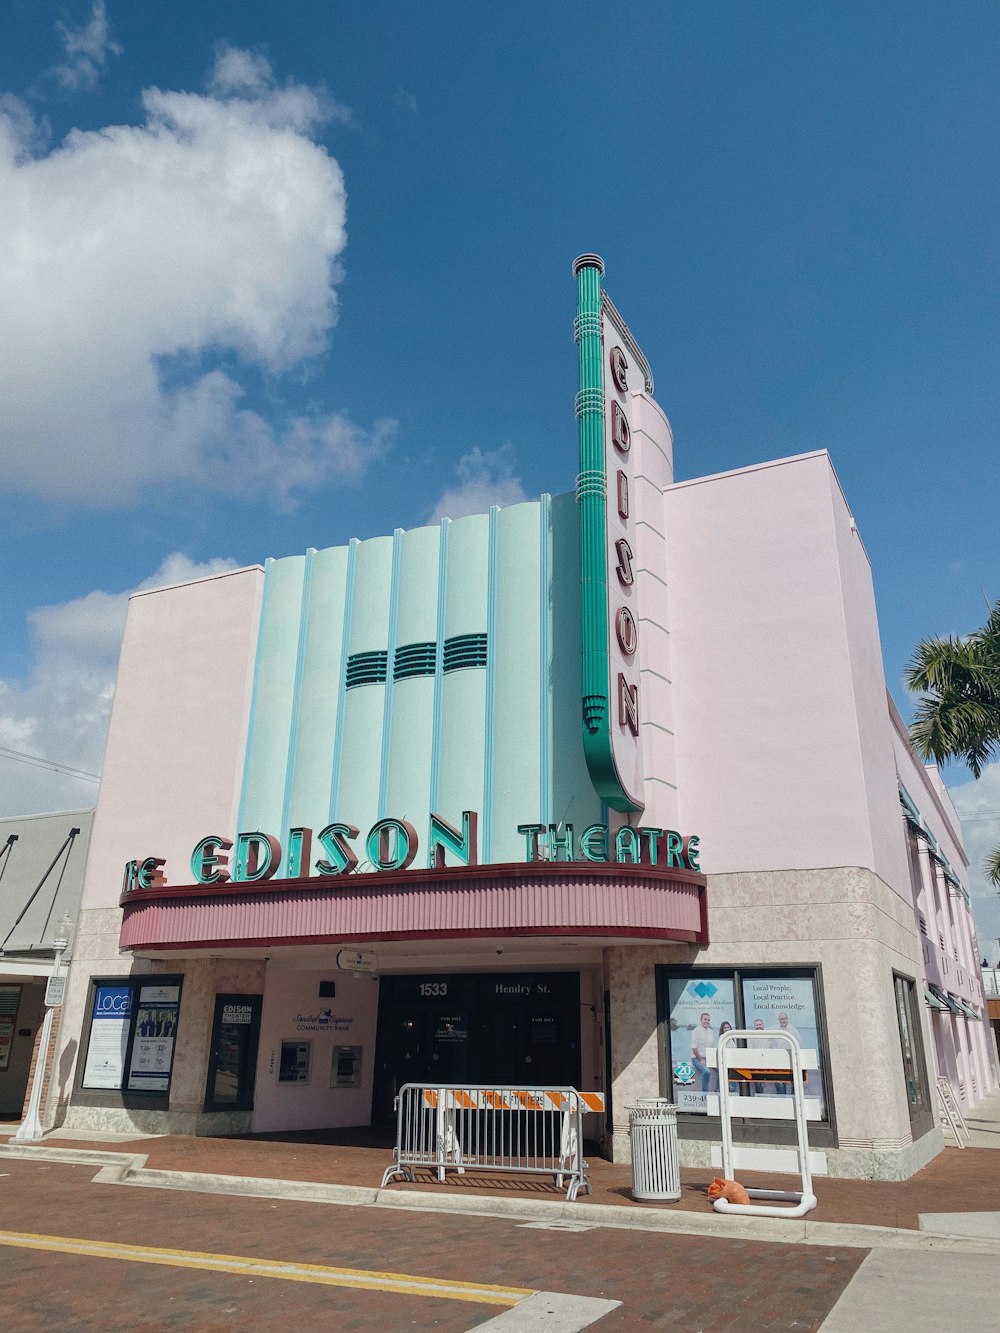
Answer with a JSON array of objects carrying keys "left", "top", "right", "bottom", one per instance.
[{"left": 628, "top": 1098, "right": 681, "bottom": 1202}]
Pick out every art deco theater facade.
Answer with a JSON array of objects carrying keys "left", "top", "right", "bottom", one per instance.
[{"left": 53, "top": 257, "right": 996, "bottom": 1179}]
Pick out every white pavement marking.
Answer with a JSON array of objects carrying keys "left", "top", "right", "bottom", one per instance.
[
  {"left": 819, "top": 1249, "right": 1000, "bottom": 1332},
  {"left": 473, "top": 1291, "right": 622, "bottom": 1330},
  {"left": 918, "top": 1210, "right": 1000, "bottom": 1241}
]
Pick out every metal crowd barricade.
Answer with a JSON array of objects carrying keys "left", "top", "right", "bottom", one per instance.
[{"left": 381, "top": 1084, "right": 605, "bottom": 1201}]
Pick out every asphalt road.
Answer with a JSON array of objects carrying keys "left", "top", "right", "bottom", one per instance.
[{"left": 0, "top": 1158, "right": 872, "bottom": 1331}]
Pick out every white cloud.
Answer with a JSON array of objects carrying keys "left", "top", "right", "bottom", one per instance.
[
  {"left": 0, "top": 93, "right": 49, "bottom": 158},
  {"left": 0, "top": 553, "right": 236, "bottom": 815},
  {"left": 393, "top": 85, "right": 418, "bottom": 114},
  {"left": 52, "top": 2, "right": 122, "bottom": 93},
  {"left": 0, "top": 50, "right": 389, "bottom": 506},
  {"left": 949, "top": 764, "right": 1000, "bottom": 965},
  {"left": 428, "top": 445, "right": 530, "bottom": 524}
]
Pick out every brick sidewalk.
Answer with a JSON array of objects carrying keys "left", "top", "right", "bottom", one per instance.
[
  {"left": 0, "top": 1156, "right": 870, "bottom": 1332},
  {"left": 5, "top": 1123, "right": 1000, "bottom": 1232}
]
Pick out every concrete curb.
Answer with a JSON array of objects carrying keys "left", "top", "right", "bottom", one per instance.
[
  {"left": 3, "top": 1143, "right": 1000, "bottom": 1254},
  {"left": 0, "top": 1144, "right": 149, "bottom": 1172}
]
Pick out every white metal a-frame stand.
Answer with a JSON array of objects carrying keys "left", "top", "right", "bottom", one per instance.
[
  {"left": 936, "top": 1076, "right": 970, "bottom": 1147},
  {"left": 712, "top": 1029, "right": 818, "bottom": 1218}
]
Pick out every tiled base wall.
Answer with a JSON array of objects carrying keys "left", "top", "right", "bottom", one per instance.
[
  {"left": 608, "top": 1122, "right": 944, "bottom": 1181},
  {"left": 60, "top": 1105, "right": 253, "bottom": 1137}
]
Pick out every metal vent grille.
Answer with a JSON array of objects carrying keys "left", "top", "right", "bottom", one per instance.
[
  {"left": 345, "top": 651, "right": 388, "bottom": 689},
  {"left": 443, "top": 633, "right": 488, "bottom": 673},
  {"left": 393, "top": 642, "right": 437, "bottom": 681}
]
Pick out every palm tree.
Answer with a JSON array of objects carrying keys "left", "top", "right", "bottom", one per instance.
[{"left": 906, "top": 598, "right": 1000, "bottom": 887}]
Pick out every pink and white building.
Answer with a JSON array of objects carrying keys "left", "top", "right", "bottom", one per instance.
[{"left": 50, "top": 256, "right": 997, "bottom": 1178}]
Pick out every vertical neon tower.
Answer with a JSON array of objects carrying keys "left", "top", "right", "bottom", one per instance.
[{"left": 574, "top": 254, "right": 645, "bottom": 814}]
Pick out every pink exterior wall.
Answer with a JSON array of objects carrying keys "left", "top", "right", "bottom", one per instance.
[
  {"left": 663, "top": 451, "right": 907, "bottom": 887},
  {"left": 81, "top": 567, "right": 264, "bottom": 912},
  {"left": 891, "top": 702, "right": 998, "bottom": 1102},
  {"left": 252, "top": 967, "right": 378, "bottom": 1132},
  {"left": 633, "top": 390, "right": 679, "bottom": 828},
  {"left": 826, "top": 470, "right": 912, "bottom": 896}
]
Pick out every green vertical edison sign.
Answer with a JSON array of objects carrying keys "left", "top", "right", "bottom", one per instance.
[{"left": 574, "top": 254, "right": 645, "bottom": 813}]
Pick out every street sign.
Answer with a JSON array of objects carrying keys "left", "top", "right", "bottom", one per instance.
[
  {"left": 336, "top": 949, "right": 378, "bottom": 974},
  {"left": 45, "top": 975, "right": 66, "bottom": 1008}
]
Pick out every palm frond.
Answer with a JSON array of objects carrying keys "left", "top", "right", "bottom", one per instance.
[{"left": 907, "top": 616, "right": 1000, "bottom": 777}]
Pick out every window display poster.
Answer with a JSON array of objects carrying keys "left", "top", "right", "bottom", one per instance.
[
  {"left": 666, "top": 977, "right": 737, "bottom": 1112},
  {"left": 741, "top": 975, "right": 825, "bottom": 1114},
  {"left": 126, "top": 984, "right": 180, "bottom": 1091},
  {"left": 81, "top": 984, "right": 133, "bottom": 1089}
]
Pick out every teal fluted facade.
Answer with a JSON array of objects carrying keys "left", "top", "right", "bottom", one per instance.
[{"left": 237, "top": 498, "right": 601, "bottom": 871}]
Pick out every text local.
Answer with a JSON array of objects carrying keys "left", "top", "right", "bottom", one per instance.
[{"left": 121, "top": 810, "right": 701, "bottom": 893}]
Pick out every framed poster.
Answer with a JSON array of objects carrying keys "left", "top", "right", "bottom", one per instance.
[
  {"left": 664, "top": 975, "right": 737, "bottom": 1113},
  {"left": 82, "top": 984, "right": 133, "bottom": 1089},
  {"left": 126, "top": 983, "right": 181, "bottom": 1092},
  {"left": 741, "top": 973, "right": 826, "bottom": 1115}
]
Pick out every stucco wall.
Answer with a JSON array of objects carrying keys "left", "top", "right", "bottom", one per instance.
[
  {"left": 606, "top": 866, "right": 937, "bottom": 1179},
  {"left": 58, "top": 942, "right": 266, "bottom": 1135},
  {"left": 54, "top": 566, "right": 262, "bottom": 1121},
  {"left": 253, "top": 967, "right": 378, "bottom": 1132},
  {"left": 664, "top": 451, "right": 906, "bottom": 883},
  {"left": 80, "top": 565, "right": 263, "bottom": 911}
]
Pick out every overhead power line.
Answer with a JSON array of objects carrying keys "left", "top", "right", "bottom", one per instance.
[{"left": 0, "top": 744, "right": 100, "bottom": 783}]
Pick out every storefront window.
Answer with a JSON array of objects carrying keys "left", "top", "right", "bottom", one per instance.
[
  {"left": 204, "top": 994, "right": 262, "bottom": 1111},
  {"left": 658, "top": 967, "right": 831, "bottom": 1122},
  {"left": 78, "top": 975, "right": 183, "bottom": 1098},
  {"left": 893, "top": 973, "right": 931, "bottom": 1124},
  {"left": 0, "top": 985, "right": 22, "bottom": 1071}
]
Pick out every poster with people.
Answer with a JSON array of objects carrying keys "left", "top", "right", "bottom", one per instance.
[
  {"left": 741, "top": 975, "right": 826, "bottom": 1115},
  {"left": 666, "top": 977, "right": 737, "bottom": 1112},
  {"left": 126, "top": 983, "right": 181, "bottom": 1091},
  {"left": 82, "top": 984, "right": 133, "bottom": 1089}
]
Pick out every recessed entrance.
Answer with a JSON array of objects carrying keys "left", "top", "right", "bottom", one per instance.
[{"left": 372, "top": 971, "right": 582, "bottom": 1123}]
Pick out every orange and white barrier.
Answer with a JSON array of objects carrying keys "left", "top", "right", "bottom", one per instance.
[
  {"left": 420, "top": 1088, "right": 605, "bottom": 1114},
  {"left": 382, "top": 1084, "right": 604, "bottom": 1201}
]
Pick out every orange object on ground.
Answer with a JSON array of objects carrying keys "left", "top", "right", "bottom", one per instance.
[{"left": 707, "top": 1177, "right": 751, "bottom": 1205}]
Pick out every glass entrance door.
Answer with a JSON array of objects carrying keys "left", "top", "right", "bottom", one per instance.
[
  {"left": 203, "top": 994, "right": 262, "bottom": 1113},
  {"left": 372, "top": 972, "right": 581, "bottom": 1123}
]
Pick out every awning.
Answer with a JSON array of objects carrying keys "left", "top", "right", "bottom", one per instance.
[
  {"left": 927, "top": 983, "right": 965, "bottom": 1016},
  {"left": 955, "top": 998, "right": 982, "bottom": 1020},
  {"left": 924, "top": 985, "right": 950, "bottom": 1012},
  {"left": 119, "top": 859, "right": 710, "bottom": 952}
]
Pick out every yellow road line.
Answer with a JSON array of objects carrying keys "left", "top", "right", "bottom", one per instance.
[{"left": 0, "top": 1229, "right": 531, "bottom": 1307}]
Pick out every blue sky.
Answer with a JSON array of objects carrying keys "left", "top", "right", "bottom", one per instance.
[{"left": 1, "top": 2, "right": 998, "bottom": 948}]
